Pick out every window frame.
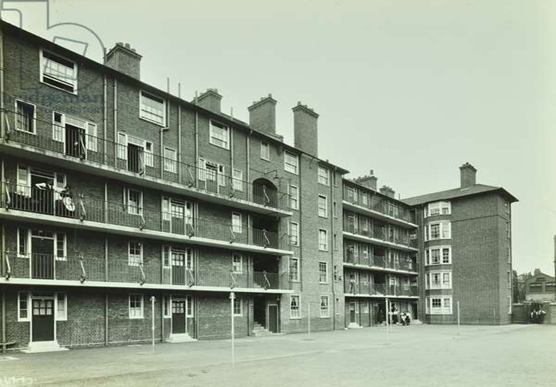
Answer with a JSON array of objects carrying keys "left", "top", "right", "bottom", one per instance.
[
  {"left": 289, "top": 185, "right": 299, "bottom": 210},
  {"left": 128, "top": 241, "right": 143, "bottom": 267},
  {"left": 233, "top": 296, "right": 243, "bottom": 316},
  {"left": 232, "top": 253, "right": 243, "bottom": 274},
  {"left": 318, "top": 194, "right": 328, "bottom": 218},
  {"left": 209, "top": 120, "right": 230, "bottom": 150},
  {"left": 139, "top": 90, "right": 166, "bottom": 126},
  {"left": 260, "top": 141, "right": 270, "bottom": 161},
  {"left": 318, "top": 166, "right": 330, "bottom": 186},
  {"left": 163, "top": 147, "right": 177, "bottom": 173},
  {"left": 231, "top": 212, "right": 243, "bottom": 234},
  {"left": 289, "top": 257, "right": 300, "bottom": 282},
  {"left": 17, "top": 227, "right": 30, "bottom": 258},
  {"left": 55, "top": 292, "right": 67, "bottom": 321},
  {"left": 128, "top": 294, "right": 144, "bottom": 319},
  {"left": 14, "top": 99, "right": 37, "bottom": 134},
  {"left": 318, "top": 262, "right": 328, "bottom": 284},
  {"left": 163, "top": 295, "right": 171, "bottom": 318},
  {"left": 40, "top": 49, "right": 78, "bottom": 94},
  {"left": 284, "top": 151, "right": 299, "bottom": 175},
  {"left": 290, "top": 295, "right": 301, "bottom": 319},
  {"left": 320, "top": 295, "right": 330, "bottom": 318},
  {"left": 232, "top": 169, "right": 244, "bottom": 192},
  {"left": 17, "top": 292, "right": 30, "bottom": 322},
  {"left": 54, "top": 232, "right": 67, "bottom": 261},
  {"left": 318, "top": 229, "right": 329, "bottom": 251},
  {"left": 289, "top": 222, "right": 299, "bottom": 246}
]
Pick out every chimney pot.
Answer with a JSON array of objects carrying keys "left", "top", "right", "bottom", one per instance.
[{"left": 379, "top": 185, "right": 396, "bottom": 198}]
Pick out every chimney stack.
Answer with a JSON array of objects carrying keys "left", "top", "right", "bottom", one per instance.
[
  {"left": 355, "top": 170, "right": 378, "bottom": 191},
  {"left": 379, "top": 185, "right": 396, "bottom": 198},
  {"left": 534, "top": 268, "right": 541, "bottom": 276},
  {"left": 293, "top": 101, "right": 319, "bottom": 157},
  {"left": 248, "top": 94, "right": 277, "bottom": 134},
  {"left": 195, "top": 89, "right": 222, "bottom": 113},
  {"left": 460, "top": 162, "right": 477, "bottom": 188},
  {"left": 105, "top": 42, "right": 142, "bottom": 79}
]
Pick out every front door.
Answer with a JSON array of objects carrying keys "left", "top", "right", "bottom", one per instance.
[
  {"left": 171, "top": 202, "right": 185, "bottom": 235},
  {"left": 31, "top": 232, "right": 55, "bottom": 279},
  {"left": 172, "top": 251, "right": 186, "bottom": 285},
  {"left": 31, "top": 173, "right": 55, "bottom": 215},
  {"left": 65, "top": 124, "right": 86, "bottom": 159},
  {"left": 349, "top": 302, "right": 356, "bottom": 324},
  {"left": 172, "top": 300, "right": 186, "bottom": 334},
  {"left": 127, "top": 144, "right": 144, "bottom": 173},
  {"left": 268, "top": 304, "right": 279, "bottom": 333},
  {"left": 32, "top": 298, "right": 55, "bottom": 342}
]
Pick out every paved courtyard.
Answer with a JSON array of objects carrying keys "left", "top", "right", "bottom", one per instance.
[{"left": 0, "top": 324, "right": 554, "bottom": 386}]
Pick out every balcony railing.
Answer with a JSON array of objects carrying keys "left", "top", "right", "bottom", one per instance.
[
  {"left": 344, "top": 251, "right": 417, "bottom": 273},
  {"left": 4, "top": 253, "right": 291, "bottom": 291},
  {"left": 1, "top": 109, "right": 290, "bottom": 212},
  {"left": 343, "top": 222, "right": 413, "bottom": 248},
  {"left": 1, "top": 182, "right": 289, "bottom": 251},
  {"left": 344, "top": 281, "right": 417, "bottom": 297},
  {"left": 343, "top": 186, "right": 414, "bottom": 224}
]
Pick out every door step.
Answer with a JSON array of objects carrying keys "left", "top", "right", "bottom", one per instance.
[
  {"left": 347, "top": 323, "right": 363, "bottom": 329},
  {"left": 167, "top": 333, "right": 197, "bottom": 343},
  {"left": 22, "top": 341, "right": 67, "bottom": 353}
]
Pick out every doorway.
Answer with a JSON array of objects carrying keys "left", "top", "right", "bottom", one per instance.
[
  {"left": 31, "top": 230, "right": 55, "bottom": 279},
  {"left": 127, "top": 143, "right": 144, "bottom": 173},
  {"left": 172, "top": 299, "right": 186, "bottom": 334},
  {"left": 32, "top": 298, "right": 55, "bottom": 342},
  {"left": 65, "top": 124, "right": 86, "bottom": 159},
  {"left": 254, "top": 296, "right": 266, "bottom": 327},
  {"left": 349, "top": 302, "right": 357, "bottom": 324},
  {"left": 268, "top": 304, "right": 279, "bottom": 333}
]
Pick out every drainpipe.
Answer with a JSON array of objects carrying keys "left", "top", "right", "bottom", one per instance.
[
  {"left": 330, "top": 166, "right": 337, "bottom": 330},
  {"left": 194, "top": 91, "right": 199, "bottom": 183},
  {"left": 1, "top": 223, "right": 5, "bottom": 354},
  {"left": 103, "top": 74, "right": 107, "bottom": 163},
  {"left": 113, "top": 79, "right": 118, "bottom": 160},
  {"left": 159, "top": 100, "right": 170, "bottom": 177},
  {"left": 0, "top": 23, "right": 4, "bottom": 139},
  {"left": 178, "top": 104, "right": 182, "bottom": 184}
]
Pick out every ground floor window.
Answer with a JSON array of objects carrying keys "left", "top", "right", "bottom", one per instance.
[
  {"left": 233, "top": 296, "right": 242, "bottom": 316},
  {"left": 290, "top": 295, "right": 301, "bottom": 319},
  {"left": 163, "top": 295, "right": 171, "bottom": 318},
  {"left": 129, "top": 294, "right": 144, "bottom": 319},
  {"left": 56, "top": 293, "right": 67, "bottom": 321},
  {"left": 320, "top": 296, "right": 330, "bottom": 318},
  {"left": 186, "top": 295, "right": 194, "bottom": 317},
  {"left": 18, "top": 292, "right": 30, "bottom": 321},
  {"left": 426, "top": 296, "right": 452, "bottom": 315}
]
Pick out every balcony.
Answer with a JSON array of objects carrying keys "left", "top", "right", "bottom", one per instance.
[
  {"left": 344, "top": 281, "right": 418, "bottom": 298},
  {"left": 343, "top": 223, "right": 417, "bottom": 252},
  {"left": 1, "top": 253, "right": 292, "bottom": 294},
  {"left": 0, "top": 182, "right": 292, "bottom": 255},
  {"left": 344, "top": 252, "right": 418, "bottom": 274},
  {"left": 0, "top": 111, "right": 291, "bottom": 216},
  {"left": 343, "top": 186, "right": 417, "bottom": 228}
]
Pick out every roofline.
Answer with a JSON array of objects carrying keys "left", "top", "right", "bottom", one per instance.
[
  {"left": 403, "top": 187, "right": 519, "bottom": 207},
  {"left": 343, "top": 178, "right": 413, "bottom": 208},
  {"left": 0, "top": 20, "right": 349, "bottom": 174}
]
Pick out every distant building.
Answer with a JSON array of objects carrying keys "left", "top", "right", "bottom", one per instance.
[
  {"left": 524, "top": 269, "right": 556, "bottom": 302},
  {"left": 404, "top": 163, "right": 518, "bottom": 325}
]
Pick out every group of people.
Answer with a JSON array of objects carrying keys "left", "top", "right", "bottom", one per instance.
[
  {"left": 389, "top": 306, "right": 411, "bottom": 326},
  {"left": 530, "top": 308, "right": 546, "bottom": 324}
]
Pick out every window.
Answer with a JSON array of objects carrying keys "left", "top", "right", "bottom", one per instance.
[
  {"left": 320, "top": 296, "right": 330, "bottom": 318},
  {"left": 333, "top": 201, "right": 338, "bottom": 218},
  {"left": 318, "top": 166, "right": 330, "bottom": 186},
  {"left": 289, "top": 185, "right": 299, "bottom": 210},
  {"left": 209, "top": 120, "right": 229, "bottom": 149},
  {"left": 233, "top": 296, "right": 242, "bottom": 316},
  {"left": 318, "top": 229, "right": 328, "bottom": 251},
  {"left": 128, "top": 242, "right": 143, "bottom": 266},
  {"left": 427, "top": 221, "right": 451, "bottom": 240},
  {"left": 289, "top": 257, "right": 300, "bottom": 282},
  {"left": 16, "top": 164, "right": 31, "bottom": 197},
  {"left": 430, "top": 224, "right": 440, "bottom": 239},
  {"left": 125, "top": 188, "right": 143, "bottom": 215},
  {"left": 186, "top": 295, "right": 194, "bottom": 317},
  {"left": 162, "top": 245, "right": 171, "bottom": 268},
  {"left": 56, "top": 293, "right": 67, "bottom": 321},
  {"left": 15, "top": 100, "right": 35, "bottom": 134},
  {"left": 129, "top": 294, "right": 144, "bottom": 319},
  {"left": 163, "top": 296, "right": 171, "bottom": 318},
  {"left": 140, "top": 91, "right": 166, "bottom": 125},
  {"left": 505, "top": 201, "right": 511, "bottom": 214},
  {"left": 426, "top": 201, "right": 451, "bottom": 217},
  {"left": 442, "top": 248, "right": 451, "bottom": 264},
  {"left": 41, "top": 50, "right": 77, "bottom": 93},
  {"left": 164, "top": 148, "right": 177, "bottom": 173},
  {"left": 319, "top": 262, "right": 328, "bottom": 283},
  {"left": 232, "top": 169, "right": 244, "bottom": 192},
  {"left": 260, "top": 141, "right": 270, "bottom": 160},
  {"left": 290, "top": 222, "right": 299, "bottom": 246},
  {"left": 232, "top": 254, "right": 242, "bottom": 274},
  {"left": 231, "top": 212, "right": 242, "bottom": 233},
  {"left": 55, "top": 232, "right": 66, "bottom": 260},
  {"left": 18, "top": 292, "right": 29, "bottom": 321},
  {"left": 442, "top": 273, "right": 451, "bottom": 287},
  {"left": 318, "top": 195, "right": 328, "bottom": 218},
  {"left": 430, "top": 249, "right": 440, "bottom": 265},
  {"left": 290, "top": 295, "right": 301, "bottom": 319},
  {"left": 198, "top": 159, "right": 226, "bottom": 186},
  {"left": 506, "top": 222, "right": 511, "bottom": 238},
  {"left": 426, "top": 271, "right": 452, "bottom": 289},
  {"left": 284, "top": 151, "right": 299, "bottom": 175},
  {"left": 17, "top": 228, "right": 30, "bottom": 258}
]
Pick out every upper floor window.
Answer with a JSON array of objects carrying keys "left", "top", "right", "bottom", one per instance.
[
  {"left": 425, "top": 246, "right": 451, "bottom": 265},
  {"left": 41, "top": 50, "right": 77, "bottom": 93},
  {"left": 140, "top": 91, "right": 166, "bottom": 126},
  {"left": 425, "top": 201, "right": 451, "bottom": 217},
  {"left": 318, "top": 166, "right": 330, "bottom": 186},
  {"left": 232, "top": 212, "right": 242, "bottom": 234},
  {"left": 424, "top": 221, "right": 451, "bottom": 241},
  {"left": 318, "top": 229, "right": 329, "bottom": 251},
  {"left": 232, "top": 254, "right": 243, "bottom": 274},
  {"left": 15, "top": 100, "right": 36, "bottom": 134},
  {"left": 284, "top": 151, "right": 299, "bottom": 175},
  {"left": 318, "top": 262, "right": 328, "bottom": 283},
  {"left": 260, "top": 141, "right": 270, "bottom": 160},
  {"left": 128, "top": 241, "right": 143, "bottom": 266},
  {"left": 124, "top": 188, "right": 143, "bottom": 215},
  {"left": 290, "top": 222, "right": 299, "bottom": 246},
  {"left": 289, "top": 257, "right": 300, "bottom": 282},
  {"left": 318, "top": 195, "right": 328, "bottom": 218},
  {"left": 289, "top": 185, "right": 299, "bottom": 210},
  {"left": 163, "top": 147, "right": 177, "bottom": 173},
  {"left": 209, "top": 120, "right": 230, "bottom": 149}
]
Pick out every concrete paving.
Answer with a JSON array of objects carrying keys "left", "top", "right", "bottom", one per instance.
[{"left": 0, "top": 324, "right": 554, "bottom": 386}]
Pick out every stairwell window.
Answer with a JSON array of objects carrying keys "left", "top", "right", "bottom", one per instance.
[
  {"left": 318, "top": 195, "right": 328, "bottom": 218},
  {"left": 129, "top": 294, "right": 144, "bottom": 319},
  {"left": 284, "top": 151, "right": 299, "bottom": 175},
  {"left": 232, "top": 254, "right": 243, "bottom": 274},
  {"left": 40, "top": 50, "right": 77, "bottom": 93},
  {"left": 128, "top": 242, "right": 143, "bottom": 266},
  {"left": 318, "top": 229, "right": 328, "bottom": 251},
  {"left": 15, "top": 100, "right": 36, "bottom": 134},
  {"left": 140, "top": 91, "right": 166, "bottom": 126},
  {"left": 209, "top": 120, "right": 230, "bottom": 149},
  {"left": 289, "top": 258, "right": 300, "bottom": 282},
  {"left": 164, "top": 148, "right": 177, "bottom": 173},
  {"left": 260, "top": 141, "right": 270, "bottom": 160},
  {"left": 319, "top": 262, "right": 328, "bottom": 283},
  {"left": 289, "top": 185, "right": 299, "bottom": 210},
  {"left": 289, "top": 222, "right": 299, "bottom": 246},
  {"left": 318, "top": 166, "right": 330, "bottom": 186},
  {"left": 231, "top": 212, "right": 242, "bottom": 234},
  {"left": 290, "top": 295, "right": 301, "bottom": 319},
  {"left": 320, "top": 296, "right": 330, "bottom": 318},
  {"left": 17, "top": 228, "right": 30, "bottom": 258}
]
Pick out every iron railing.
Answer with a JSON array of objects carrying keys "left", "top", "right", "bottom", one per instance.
[
  {"left": 1, "top": 108, "right": 291, "bottom": 212},
  {"left": 1, "top": 182, "right": 288, "bottom": 250},
  {"left": 4, "top": 253, "right": 291, "bottom": 290},
  {"left": 344, "top": 281, "right": 417, "bottom": 297},
  {"left": 343, "top": 219, "right": 412, "bottom": 248},
  {"left": 343, "top": 185, "right": 415, "bottom": 224},
  {"left": 344, "top": 249, "right": 417, "bottom": 273}
]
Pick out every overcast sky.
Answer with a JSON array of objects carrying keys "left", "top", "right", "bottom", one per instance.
[{"left": 4, "top": 0, "right": 555, "bottom": 274}]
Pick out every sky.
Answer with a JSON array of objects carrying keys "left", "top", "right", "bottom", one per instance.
[{"left": 2, "top": 0, "right": 555, "bottom": 274}]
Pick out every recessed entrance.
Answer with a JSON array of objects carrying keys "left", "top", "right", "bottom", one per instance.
[
  {"left": 172, "top": 299, "right": 186, "bottom": 334},
  {"left": 32, "top": 298, "right": 55, "bottom": 342}
]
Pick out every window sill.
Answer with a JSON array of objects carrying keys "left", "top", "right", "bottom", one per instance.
[
  {"left": 139, "top": 116, "right": 166, "bottom": 127},
  {"left": 208, "top": 141, "right": 230, "bottom": 151},
  {"left": 15, "top": 128, "right": 37, "bottom": 136},
  {"left": 40, "top": 80, "right": 78, "bottom": 96}
]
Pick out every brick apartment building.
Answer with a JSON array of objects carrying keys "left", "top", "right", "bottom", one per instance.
[
  {"left": 342, "top": 174, "right": 419, "bottom": 327},
  {"left": 0, "top": 20, "right": 349, "bottom": 351},
  {"left": 523, "top": 269, "right": 556, "bottom": 302},
  {"left": 404, "top": 163, "right": 518, "bottom": 325}
]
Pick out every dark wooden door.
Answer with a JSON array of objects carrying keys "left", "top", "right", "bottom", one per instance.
[
  {"left": 32, "top": 236, "right": 54, "bottom": 279},
  {"left": 172, "top": 252, "right": 185, "bottom": 285},
  {"left": 32, "top": 299, "right": 55, "bottom": 342},
  {"left": 65, "top": 125, "right": 85, "bottom": 158},
  {"left": 349, "top": 302, "right": 356, "bottom": 324},
  {"left": 127, "top": 144, "right": 143, "bottom": 173},
  {"left": 172, "top": 300, "right": 186, "bottom": 334},
  {"left": 268, "top": 304, "right": 279, "bottom": 333},
  {"left": 171, "top": 202, "right": 185, "bottom": 235}
]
